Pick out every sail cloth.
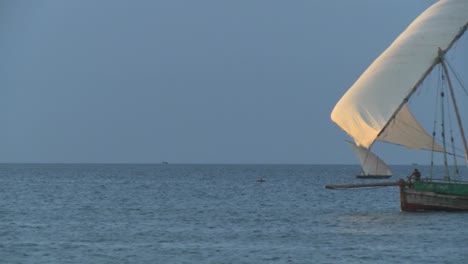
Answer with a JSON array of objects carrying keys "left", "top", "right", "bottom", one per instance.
[
  {"left": 378, "top": 104, "right": 444, "bottom": 151},
  {"left": 331, "top": 0, "right": 468, "bottom": 149},
  {"left": 346, "top": 141, "right": 392, "bottom": 176}
]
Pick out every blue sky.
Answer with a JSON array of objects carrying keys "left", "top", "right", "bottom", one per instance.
[{"left": 3, "top": 0, "right": 464, "bottom": 164}]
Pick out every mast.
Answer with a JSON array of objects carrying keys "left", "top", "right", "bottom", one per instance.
[{"left": 439, "top": 49, "right": 468, "bottom": 165}]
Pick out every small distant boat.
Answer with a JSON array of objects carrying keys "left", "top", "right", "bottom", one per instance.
[
  {"left": 256, "top": 178, "right": 266, "bottom": 183},
  {"left": 161, "top": 161, "right": 169, "bottom": 165},
  {"left": 346, "top": 140, "right": 392, "bottom": 179}
]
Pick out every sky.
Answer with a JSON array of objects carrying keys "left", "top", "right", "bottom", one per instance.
[{"left": 2, "top": 0, "right": 465, "bottom": 165}]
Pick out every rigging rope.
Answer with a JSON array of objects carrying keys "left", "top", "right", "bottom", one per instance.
[
  {"left": 446, "top": 88, "right": 460, "bottom": 179},
  {"left": 445, "top": 59, "right": 468, "bottom": 96},
  {"left": 440, "top": 72, "right": 451, "bottom": 181}
]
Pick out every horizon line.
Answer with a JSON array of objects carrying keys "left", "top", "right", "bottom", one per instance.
[{"left": 0, "top": 162, "right": 432, "bottom": 166}]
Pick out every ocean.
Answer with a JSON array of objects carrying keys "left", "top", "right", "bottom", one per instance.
[{"left": 1, "top": 164, "right": 467, "bottom": 264}]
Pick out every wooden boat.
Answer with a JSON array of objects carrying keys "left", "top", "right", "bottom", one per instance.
[
  {"left": 330, "top": 0, "right": 468, "bottom": 211},
  {"left": 399, "top": 180, "right": 468, "bottom": 211},
  {"left": 327, "top": 180, "right": 468, "bottom": 211}
]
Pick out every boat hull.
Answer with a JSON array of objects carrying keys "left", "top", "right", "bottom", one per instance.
[
  {"left": 356, "top": 175, "right": 392, "bottom": 179},
  {"left": 399, "top": 182, "right": 468, "bottom": 212}
]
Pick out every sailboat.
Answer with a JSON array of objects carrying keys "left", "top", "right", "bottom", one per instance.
[
  {"left": 346, "top": 140, "right": 392, "bottom": 179},
  {"left": 331, "top": 0, "right": 468, "bottom": 211}
]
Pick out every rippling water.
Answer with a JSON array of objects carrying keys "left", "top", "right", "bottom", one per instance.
[{"left": 1, "top": 164, "right": 467, "bottom": 263}]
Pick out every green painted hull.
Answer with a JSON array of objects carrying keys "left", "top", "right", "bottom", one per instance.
[{"left": 413, "top": 181, "right": 468, "bottom": 196}]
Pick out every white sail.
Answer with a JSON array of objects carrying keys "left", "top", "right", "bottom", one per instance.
[
  {"left": 331, "top": 0, "right": 468, "bottom": 149},
  {"left": 377, "top": 104, "right": 444, "bottom": 152},
  {"left": 346, "top": 141, "right": 392, "bottom": 176}
]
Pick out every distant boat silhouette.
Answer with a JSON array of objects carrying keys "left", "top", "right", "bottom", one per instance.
[
  {"left": 256, "top": 178, "right": 266, "bottom": 183},
  {"left": 161, "top": 161, "right": 169, "bottom": 165}
]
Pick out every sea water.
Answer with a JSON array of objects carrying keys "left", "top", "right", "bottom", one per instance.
[{"left": 0, "top": 164, "right": 467, "bottom": 264}]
